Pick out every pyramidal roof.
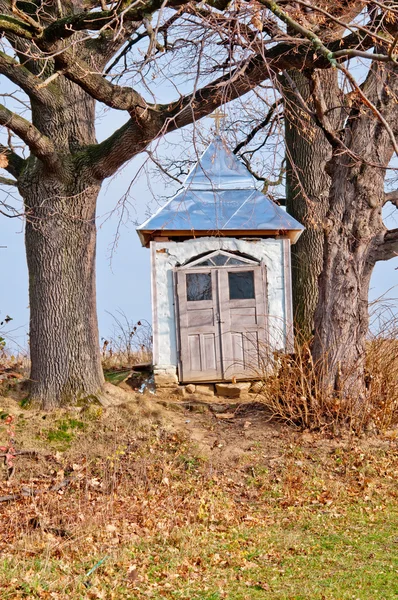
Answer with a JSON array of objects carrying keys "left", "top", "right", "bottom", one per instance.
[
  {"left": 184, "top": 136, "right": 256, "bottom": 190},
  {"left": 137, "top": 136, "right": 304, "bottom": 246}
]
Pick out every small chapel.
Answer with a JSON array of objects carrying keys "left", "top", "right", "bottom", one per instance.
[{"left": 137, "top": 134, "right": 304, "bottom": 388}]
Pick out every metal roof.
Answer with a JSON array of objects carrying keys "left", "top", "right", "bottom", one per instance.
[{"left": 137, "top": 136, "right": 304, "bottom": 246}]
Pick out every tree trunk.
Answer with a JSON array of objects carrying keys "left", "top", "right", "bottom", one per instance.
[
  {"left": 285, "top": 70, "right": 341, "bottom": 340},
  {"left": 23, "top": 170, "right": 104, "bottom": 409},
  {"left": 17, "top": 69, "right": 105, "bottom": 409},
  {"left": 312, "top": 157, "right": 384, "bottom": 399},
  {"left": 311, "top": 60, "right": 398, "bottom": 399},
  {"left": 312, "top": 228, "right": 374, "bottom": 399}
]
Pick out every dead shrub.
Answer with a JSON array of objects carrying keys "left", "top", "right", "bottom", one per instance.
[
  {"left": 255, "top": 318, "right": 398, "bottom": 433},
  {"left": 101, "top": 311, "right": 152, "bottom": 369},
  {"left": 364, "top": 318, "right": 398, "bottom": 431}
]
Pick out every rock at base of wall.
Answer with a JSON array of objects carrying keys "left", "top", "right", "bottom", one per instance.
[
  {"left": 195, "top": 384, "right": 215, "bottom": 397},
  {"left": 154, "top": 368, "right": 179, "bottom": 388},
  {"left": 172, "top": 386, "right": 186, "bottom": 397},
  {"left": 185, "top": 384, "right": 196, "bottom": 394},
  {"left": 215, "top": 382, "right": 251, "bottom": 398}
]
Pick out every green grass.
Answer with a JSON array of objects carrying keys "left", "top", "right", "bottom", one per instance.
[
  {"left": 123, "top": 507, "right": 398, "bottom": 599},
  {"left": 46, "top": 417, "right": 85, "bottom": 446}
]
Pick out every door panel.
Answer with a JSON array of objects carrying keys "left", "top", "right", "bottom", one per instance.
[
  {"left": 188, "top": 335, "right": 201, "bottom": 372},
  {"left": 188, "top": 308, "right": 214, "bottom": 327},
  {"left": 230, "top": 307, "right": 257, "bottom": 326},
  {"left": 176, "top": 269, "right": 222, "bottom": 382},
  {"left": 219, "top": 266, "right": 266, "bottom": 379},
  {"left": 202, "top": 333, "right": 218, "bottom": 371}
]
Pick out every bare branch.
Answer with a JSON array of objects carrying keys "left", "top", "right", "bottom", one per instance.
[
  {"left": 332, "top": 49, "right": 391, "bottom": 62},
  {"left": 41, "top": 0, "right": 178, "bottom": 43},
  {"left": 0, "top": 12, "right": 38, "bottom": 39},
  {"left": 233, "top": 100, "right": 280, "bottom": 154},
  {"left": 0, "top": 51, "right": 53, "bottom": 103},
  {"left": 41, "top": 0, "right": 232, "bottom": 44},
  {"left": 54, "top": 50, "right": 147, "bottom": 113},
  {"left": 258, "top": 0, "right": 339, "bottom": 68},
  {"left": 0, "top": 143, "right": 25, "bottom": 178},
  {"left": 384, "top": 190, "right": 398, "bottom": 208},
  {"left": 0, "top": 175, "right": 17, "bottom": 186},
  {"left": 376, "top": 229, "right": 398, "bottom": 262},
  {"left": 0, "top": 105, "right": 58, "bottom": 169},
  {"left": 85, "top": 24, "right": 379, "bottom": 181}
]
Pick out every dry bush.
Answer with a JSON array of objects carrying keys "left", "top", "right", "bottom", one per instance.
[
  {"left": 255, "top": 319, "right": 398, "bottom": 433},
  {"left": 255, "top": 341, "right": 338, "bottom": 431},
  {"left": 101, "top": 311, "right": 152, "bottom": 369},
  {"left": 365, "top": 311, "right": 398, "bottom": 431}
]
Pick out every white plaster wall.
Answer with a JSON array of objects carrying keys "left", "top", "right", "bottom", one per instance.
[{"left": 150, "top": 237, "right": 288, "bottom": 369}]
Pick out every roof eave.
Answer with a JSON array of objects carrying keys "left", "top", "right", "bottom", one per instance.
[{"left": 137, "top": 227, "right": 304, "bottom": 248}]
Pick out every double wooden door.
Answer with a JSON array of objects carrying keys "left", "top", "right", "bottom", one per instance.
[{"left": 175, "top": 254, "right": 267, "bottom": 382}]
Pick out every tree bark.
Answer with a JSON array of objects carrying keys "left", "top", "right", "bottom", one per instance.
[
  {"left": 18, "top": 72, "right": 105, "bottom": 409},
  {"left": 312, "top": 161, "right": 381, "bottom": 399},
  {"left": 312, "top": 220, "right": 375, "bottom": 400},
  {"left": 285, "top": 69, "right": 341, "bottom": 340},
  {"left": 312, "top": 84, "right": 396, "bottom": 397},
  {"left": 23, "top": 170, "right": 104, "bottom": 409}
]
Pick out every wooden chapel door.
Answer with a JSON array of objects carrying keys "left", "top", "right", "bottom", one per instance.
[
  {"left": 218, "top": 265, "right": 267, "bottom": 379},
  {"left": 175, "top": 253, "right": 267, "bottom": 383},
  {"left": 176, "top": 267, "right": 223, "bottom": 382}
]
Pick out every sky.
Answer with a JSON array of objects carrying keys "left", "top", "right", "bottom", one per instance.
[{"left": 1, "top": 113, "right": 397, "bottom": 352}]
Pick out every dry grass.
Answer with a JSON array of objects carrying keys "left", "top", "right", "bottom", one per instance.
[
  {"left": 0, "top": 392, "right": 397, "bottom": 599},
  {"left": 101, "top": 313, "right": 152, "bottom": 369},
  {"left": 254, "top": 320, "right": 398, "bottom": 433}
]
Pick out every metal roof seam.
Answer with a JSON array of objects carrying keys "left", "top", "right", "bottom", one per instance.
[{"left": 221, "top": 189, "right": 256, "bottom": 229}]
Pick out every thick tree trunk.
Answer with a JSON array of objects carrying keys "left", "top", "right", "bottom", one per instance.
[
  {"left": 17, "top": 69, "right": 105, "bottom": 409},
  {"left": 312, "top": 230, "right": 374, "bottom": 399},
  {"left": 23, "top": 171, "right": 104, "bottom": 409},
  {"left": 311, "top": 60, "right": 398, "bottom": 399},
  {"left": 312, "top": 158, "right": 384, "bottom": 399},
  {"left": 285, "top": 70, "right": 341, "bottom": 340}
]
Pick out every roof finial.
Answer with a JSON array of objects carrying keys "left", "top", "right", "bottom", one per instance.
[{"left": 209, "top": 107, "right": 226, "bottom": 134}]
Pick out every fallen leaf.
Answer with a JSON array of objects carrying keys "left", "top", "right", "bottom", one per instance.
[{"left": 127, "top": 565, "right": 138, "bottom": 582}]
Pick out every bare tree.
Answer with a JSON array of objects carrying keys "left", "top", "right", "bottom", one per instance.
[
  {"left": 270, "top": 1, "right": 398, "bottom": 397},
  {"left": 0, "top": 1, "right": 397, "bottom": 407}
]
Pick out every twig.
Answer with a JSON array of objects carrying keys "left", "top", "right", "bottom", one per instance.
[
  {"left": 0, "top": 176, "right": 17, "bottom": 187},
  {"left": 0, "top": 475, "right": 76, "bottom": 503},
  {"left": 0, "top": 450, "right": 39, "bottom": 458},
  {"left": 0, "top": 493, "right": 23, "bottom": 502},
  {"left": 85, "top": 555, "right": 109, "bottom": 579},
  {"left": 49, "top": 476, "right": 75, "bottom": 492}
]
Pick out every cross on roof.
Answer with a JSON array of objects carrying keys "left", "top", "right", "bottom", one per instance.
[{"left": 209, "top": 108, "right": 226, "bottom": 134}]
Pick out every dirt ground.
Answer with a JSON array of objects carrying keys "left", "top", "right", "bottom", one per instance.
[{"left": 0, "top": 382, "right": 395, "bottom": 479}]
